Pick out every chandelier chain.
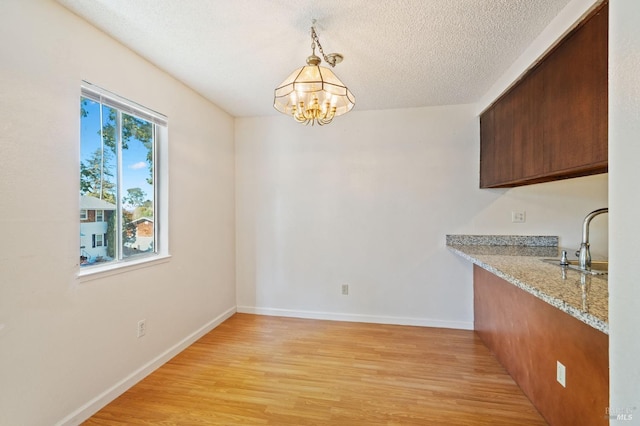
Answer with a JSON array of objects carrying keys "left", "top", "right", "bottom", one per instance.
[{"left": 311, "top": 26, "right": 336, "bottom": 67}]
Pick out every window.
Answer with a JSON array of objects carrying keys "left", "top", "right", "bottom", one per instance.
[{"left": 80, "top": 82, "right": 168, "bottom": 270}]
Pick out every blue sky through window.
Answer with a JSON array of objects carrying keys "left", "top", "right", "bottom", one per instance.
[{"left": 80, "top": 98, "right": 154, "bottom": 209}]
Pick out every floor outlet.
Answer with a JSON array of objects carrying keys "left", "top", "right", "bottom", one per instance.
[
  {"left": 341, "top": 284, "right": 349, "bottom": 296},
  {"left": 511, "top": 210, "right": 526, "bottom": 223},
  {"left": 557, "top": 361, "right": 566, "bottom": 387},
  {"left": 137, "top": 319, "right": 146, "bottom": 338}
]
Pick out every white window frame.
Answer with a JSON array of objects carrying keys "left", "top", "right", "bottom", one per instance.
[
  {"left": 95, "top": 209, "right": 104, "bottom": 222},
  {"left": 80, "top": 209, "right": 88, "bottom": 220},
  {"left": 79, "top": 82, "right": 170, "bottom": 281}
]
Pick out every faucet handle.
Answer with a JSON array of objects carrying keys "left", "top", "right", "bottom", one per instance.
[{"left": 560, "top": 250, "right": 569, "bottom": 266}]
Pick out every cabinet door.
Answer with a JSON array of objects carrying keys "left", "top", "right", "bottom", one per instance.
[
  {"left": 480, "top": 75, "right": 542, "bottom": 188},
  {"left": 480, "top": 94, "right": 515, "bottom": 188},
  {"left": 492, "top": 91, "right": 515, "bottom": 183},
  {"left": 542, "top": 4, "right": 608, "bottom": 174},
  {"left": 479, "top": 108, "right": 497, "bottom": 188},
  {"left": 511, "top": 67, "right": 544, "bottom": 180}
]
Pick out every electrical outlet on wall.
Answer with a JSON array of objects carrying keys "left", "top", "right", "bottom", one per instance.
[
  {"left": 341, "top": 284, "right": 349, "bottom": 295},
  {"left": 511, "top": 210, "right": 526, "bottom": 223},
  {"left": 137, "top": 319, "right": 146, "bottom": 338},
  {"left": 557, "top": 361, "right": 566, "bottom": 387}
]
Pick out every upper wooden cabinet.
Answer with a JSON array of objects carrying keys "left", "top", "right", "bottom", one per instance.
[{"left": 480, "top": 2, "right": 608, "bottom": 188}]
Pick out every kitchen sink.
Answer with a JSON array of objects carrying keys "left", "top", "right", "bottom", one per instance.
[{"left": 541, "top": 258, "right": 608, "bottom": 275}]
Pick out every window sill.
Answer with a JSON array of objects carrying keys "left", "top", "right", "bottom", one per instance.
[{"left": 77, "top": 253, "right": 172, "bottom": 283}]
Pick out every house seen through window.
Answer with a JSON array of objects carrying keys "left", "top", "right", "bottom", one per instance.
[{"left": 80, "top": 83, "right": 167, "bottom": 268}]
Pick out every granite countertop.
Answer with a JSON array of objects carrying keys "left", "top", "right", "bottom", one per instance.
[{"left": 447, "top": 235, "right": 609, "bottom": 335}]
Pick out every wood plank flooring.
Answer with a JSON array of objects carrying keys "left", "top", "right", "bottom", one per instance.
[{"left": 85, "top": 314, "right": 547, "bottom": 425}]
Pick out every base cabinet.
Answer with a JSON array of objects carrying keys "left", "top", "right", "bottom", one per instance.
[{"left": 474, "top": 266, "right": 608, "bottom": 426}]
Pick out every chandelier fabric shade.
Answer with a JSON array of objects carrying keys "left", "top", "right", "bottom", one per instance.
[{"left": 273, "top": 24, "right": 355, "bottom": 126}]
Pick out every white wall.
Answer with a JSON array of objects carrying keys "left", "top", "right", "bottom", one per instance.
[
  {"left": 0, "top": 1, "right": 236, "bottom": 425},
  {"left": 235, "top": 108, "right": 608, "bottom": 327},
  {"left": 609, "top": 0, "right": 640, "bottom": 422}
]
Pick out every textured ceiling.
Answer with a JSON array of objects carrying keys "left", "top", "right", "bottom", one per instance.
[{"left": 56, "top": 0, "right": 573, "bottom": 117}]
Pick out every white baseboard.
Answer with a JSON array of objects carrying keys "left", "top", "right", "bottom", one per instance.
[
  {"left": 57, "top": 306, "right": 237, "bottom": 426},
  {"left": 236, "top": 306, "right": 473, "bottom": 330}
]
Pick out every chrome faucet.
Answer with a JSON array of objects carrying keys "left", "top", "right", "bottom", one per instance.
[{"left": 577, "top": 208, "right": 608, "bottom": 270}]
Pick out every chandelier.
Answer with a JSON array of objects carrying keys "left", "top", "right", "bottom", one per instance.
[{"left": 273, "top": 22, "right": 355, "bottom": 126}]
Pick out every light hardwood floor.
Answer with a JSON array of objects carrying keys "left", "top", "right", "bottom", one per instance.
[{"left": 85, "top": 314, "right": 547, "bottom": 425}]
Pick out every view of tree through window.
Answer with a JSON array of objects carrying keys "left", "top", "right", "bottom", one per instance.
[{"left": 80, "top": 87, "right": 158, "bottom": 267}]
